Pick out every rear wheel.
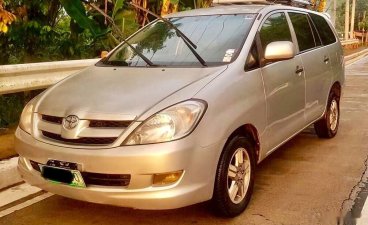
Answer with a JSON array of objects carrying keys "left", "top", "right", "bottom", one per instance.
[
  {"left": 211, "top": 136, "right": 255, "bottom": 217},
  {"left": 314, "top": 92, "right": 340, "bottom": 138}
]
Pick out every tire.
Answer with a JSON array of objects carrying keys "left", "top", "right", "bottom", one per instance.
[
  {"left": 314, "top": 92, "right": 340, "bottom": 138},
  {"left": 211, "top": 135, "right": 256, "bottom": 217}
]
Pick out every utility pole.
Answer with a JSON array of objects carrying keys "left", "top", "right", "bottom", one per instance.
[
  {"left": 345, "top": 0, "right": 350, "bottom": 40},
  {"left": 350, "top": 0, "right": 356, "bottom": 39}
]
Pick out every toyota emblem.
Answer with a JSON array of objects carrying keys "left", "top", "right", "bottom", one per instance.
[{"left": 63, "top": 115, "right": 79, "bottom": 130}]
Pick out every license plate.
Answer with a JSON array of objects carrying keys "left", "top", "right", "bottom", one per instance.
[{"left": 40, "top": 165, "right": 86, "bottom": 188}]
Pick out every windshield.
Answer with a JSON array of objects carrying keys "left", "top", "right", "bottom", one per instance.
[{"left": 104, "top": 14, "right": 256, "bottom": 67}]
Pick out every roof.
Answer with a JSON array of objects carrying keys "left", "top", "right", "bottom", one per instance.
[{"left": 165, "top": 5, "right": 266, "bottom": 18}]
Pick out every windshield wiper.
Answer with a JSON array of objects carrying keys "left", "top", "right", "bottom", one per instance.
[
  {"left": 85, "top": 2, "right": 155, "bottom": 67},
  {"left": 130, "top": 2, "right": 207, "bottom": 67},
  {"left": 113, "top": 39, "right": 155, "bottom": 66}
]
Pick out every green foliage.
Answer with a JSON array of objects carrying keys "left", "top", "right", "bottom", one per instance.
[
  {"left": 60, "top": 0, "right": 108, "bottom": 37},
  {"left": 358, "top": 18, "right": 368, "bottom": 31},
  {"left": 0, "top": 94, "right": 24, "bottom": 127},
  {"left": 0, "top": 0, "right": 142, "bottom": 65},
  {"left": 112, "top": 0, "right": 125, "bottom": 19},
  {"left": 355, "top": 0, "right": 368, "bottom": 31},
  {"left": 114, "top": 9, "right": 139, "bottom": 38},
  {"left": 335, "top": 0, "right": 368, "bottom": 33}
]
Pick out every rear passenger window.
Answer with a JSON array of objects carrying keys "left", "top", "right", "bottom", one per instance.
[
  {"left": 260, "top": 13, "right": 292, "bottom": 53},
  {"left": 309, "top": 13, "right": 336, "bottom": 45},
  {"left": 308, "top": 16, "right": 322, "bottom": 47},
  {"left": 288, "top": 12, "right": 316, "bottom": 52}
]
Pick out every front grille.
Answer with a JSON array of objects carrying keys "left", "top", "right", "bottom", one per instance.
[
  {"left": 41, "top": 115, "right": 131, "bottom": 128},
  {"left": 42, "top": 115, "right": 62, "bottom": 124},
  {"left": 39, "top": 114, "right": 130, "bottom": 146},
  {"left": 42, "top": 131, "right": 117, "bottom": 145},
  {"left": 89, "top": 120, "right": 131, "bottom": 128},
  {"left": 82, "top": 172, "right": 131, "bottom": 186}
]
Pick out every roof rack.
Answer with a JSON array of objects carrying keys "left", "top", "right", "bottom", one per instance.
[
  {"left": 213, "top": 0, "right": 273, "bottom": 5},
  {"left": 272, "top": 0, "right": 310, "bottom": 6},
  {"left": 213, "top": 0, "right": 311, "bottom": 8}
]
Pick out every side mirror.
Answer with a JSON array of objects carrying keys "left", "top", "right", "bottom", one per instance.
[
  {"left": 264, "top": 41, "right": 295, "bottom": 63},
  {"left": 100, "top": 51, "right": 109, "bottom": 59}
]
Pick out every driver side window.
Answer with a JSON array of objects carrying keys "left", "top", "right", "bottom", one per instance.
[{"left": 259, "top": 12, "right": 293, "bottom": 54}]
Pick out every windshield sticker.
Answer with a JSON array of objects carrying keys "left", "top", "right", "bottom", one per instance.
[{"left": 223, "top": 49, "right": 235, "bottom": 62}]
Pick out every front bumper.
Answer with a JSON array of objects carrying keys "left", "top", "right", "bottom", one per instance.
[{"left": 15, "top": 128, "right": 224, "bottom": 209}]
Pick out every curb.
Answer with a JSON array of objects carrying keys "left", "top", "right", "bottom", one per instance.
[
  {"left": 345, "top": 48, "right": 368, "bottom": 65},
  {"left": 0, "top": 157, "right": 21, "bottom": 190}
]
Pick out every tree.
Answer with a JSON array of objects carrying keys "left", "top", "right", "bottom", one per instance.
[
  {"left": 0, "top": 0, "right": 16, "bottom": 33},
  {"left": 0, "top": 0, "right": 132, "bottom": 65},
  {"left": 310, "top": 0, "right": 327, "bottom": 12},
  {"left": 354, "top": 0, "right": 368, "bottom": 31}
]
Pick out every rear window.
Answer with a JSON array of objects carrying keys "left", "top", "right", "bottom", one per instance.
[{"left": 309, "top": 13, "right": 336, "bottom": 45}]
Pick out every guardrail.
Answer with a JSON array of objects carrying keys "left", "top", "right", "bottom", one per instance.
[
  {"left": 341, "top": 39, "right": 360, "bottom": 48},
  {"left": 0, "top": 59, "right": 99, "bottom": 95}
]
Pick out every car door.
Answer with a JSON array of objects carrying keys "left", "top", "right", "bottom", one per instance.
[
  {"left": 308, "top": 13, "right": 342, "bottom": 117},
  {"left": 287, "top": 11, "right": 333, "bottom": 123},
  {"left": 258, "top": 11, "right": 306, "bottom": 153}
]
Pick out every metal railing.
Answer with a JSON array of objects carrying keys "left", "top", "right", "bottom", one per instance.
[
  {"left": 341, "top": 39, "right": 360, "bottom": 46},
  {"left": 0, "top": 59, "right": 99, "bottom": 95}
]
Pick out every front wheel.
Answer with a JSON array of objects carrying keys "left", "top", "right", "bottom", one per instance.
[
  {"left": 211, "top": 136, "right": 256, "bottom": 217},
  {"left": 314, "top": 92, "right": 340, "bottom": 138}
]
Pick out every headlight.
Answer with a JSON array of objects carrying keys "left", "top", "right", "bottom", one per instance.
[
  {"left": 124, "top": 100, "right": 207, "bottom": 145},
  {"left": 19, "top": 102, "right": 34, "bottom": 134}
]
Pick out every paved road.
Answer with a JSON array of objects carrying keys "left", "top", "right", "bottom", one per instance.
[{"left": 1, "top": 57, "right": 368, "bottom": 225}]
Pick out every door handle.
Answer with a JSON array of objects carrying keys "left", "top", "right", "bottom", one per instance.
[
  {"left": 324, "top": 56, "right": 330, "bottom": 64},
  {"left": 295, "top": 66, "right": 304, "bottom": 75}
]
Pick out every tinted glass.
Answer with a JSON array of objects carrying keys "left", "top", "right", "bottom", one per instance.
[
  {"left": 260, "top": 13, "right": 292, "bottom": 52},
  {"left": 106, "top": 14, "right": 256, "bottom": 67},
  {"left": 289, "top": 13, "right": 316, "bottom": 52},
  {"left": 309, "top": 13, "right": 336, "bottom": 45},
  {"left": 308, "top": 17, "right": 322, "bottom": 47}
]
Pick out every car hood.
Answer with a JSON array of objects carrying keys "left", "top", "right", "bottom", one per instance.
[{"left": 35, "top": 65, "right": 227, "bottom": 120}]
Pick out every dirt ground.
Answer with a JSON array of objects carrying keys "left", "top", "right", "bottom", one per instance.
[
  {"left": 343, "top": 45, "right": 368, "bottom": 56},
  {"left": 0, "top": 126, "right": 17, "bottom": 159}
]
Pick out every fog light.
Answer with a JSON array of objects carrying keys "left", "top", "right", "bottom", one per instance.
[{"left": 153, "top": 170, "right": 184, "bottom": 186}]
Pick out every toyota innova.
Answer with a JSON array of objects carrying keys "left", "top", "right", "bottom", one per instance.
[{"left": 15, "top": 2, "right": 344, "bottom": 217}]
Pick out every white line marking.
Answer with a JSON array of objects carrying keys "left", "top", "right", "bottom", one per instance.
[
  {"left": 346, "top": 55, "right": 368, "bottom": 67},
  {"left": 0, "top": 183, "right": 41, "bottom": 208},
  {"left": 0, "top": 192, "right": 53, "bottom": 218},
  {"left": 0, "top": 157, "right": 22, "bottom": 190}
]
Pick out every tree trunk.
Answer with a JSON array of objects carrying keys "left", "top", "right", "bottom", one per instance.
[
  {"left": 345, "top": 0, "right": 350, "bottom": 40},
  {"left": 350, "top": 0, "right": 356, "bottom": 39}
]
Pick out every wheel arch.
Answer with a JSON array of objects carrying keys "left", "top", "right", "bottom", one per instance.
[
  {"left": 224, "top": 124, "right": 261, "bottom": 163},
  {"left": 331, "top": 81, "right": 341, "bottom": 98}
]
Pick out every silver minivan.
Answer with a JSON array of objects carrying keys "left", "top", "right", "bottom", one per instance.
[{"left": 15, "top": 2, "right": 344, "bottom": 217}]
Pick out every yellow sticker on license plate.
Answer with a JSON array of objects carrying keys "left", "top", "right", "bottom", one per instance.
[{"left": 69, "top": 170, "right": 86, "bottom": 188}]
